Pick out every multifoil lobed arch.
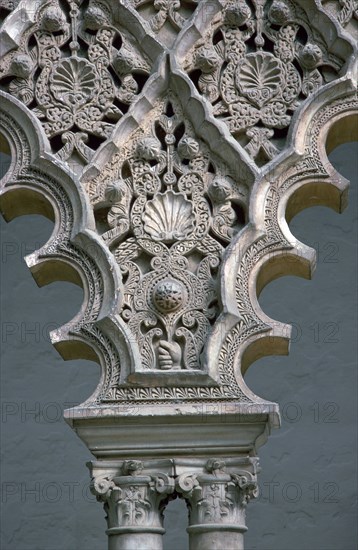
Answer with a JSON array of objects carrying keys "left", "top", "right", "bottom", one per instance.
[{"left": 0, "top": 0, "right": 356, "bottom": 415}]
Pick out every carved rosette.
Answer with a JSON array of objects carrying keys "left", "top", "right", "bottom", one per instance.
[{"left": 91, "top": 461, "right": 175, "bottom": 535}]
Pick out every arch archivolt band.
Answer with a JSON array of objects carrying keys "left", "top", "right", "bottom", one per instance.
[{"left": 0, "top": 1, "right": 356, "bottom": 548}]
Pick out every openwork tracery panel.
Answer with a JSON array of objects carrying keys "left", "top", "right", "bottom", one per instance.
[
  {"left": 0, "top": 0, "right": 356, "bottom": 408},
  {"left": 0, "top": 2, "right": 356, "bottom": 546},
  {"left": 182, "top": 0, "right": 349, "bottom": 164}
]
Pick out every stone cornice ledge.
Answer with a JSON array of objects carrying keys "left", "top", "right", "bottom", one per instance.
[{"left": 65, "top": 401, "right": 279, "bottom": 460}]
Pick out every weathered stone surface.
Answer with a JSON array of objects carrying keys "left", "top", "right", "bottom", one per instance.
[
  {"left": 0, "top": 0, "right": 357, "bottom": 548},
  {"left": 0, "top": 144, "right": 357, "bottom": 548}
]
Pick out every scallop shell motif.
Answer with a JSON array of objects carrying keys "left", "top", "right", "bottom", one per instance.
[
  {"left": 236, "top": 52, "right": 283, "bottom": 108},
  {"left": 50, "top": 58, "right": 98, "bottom": 106},
  {"left": 143, "top": 191, "right": 195, "bottom": 243}
]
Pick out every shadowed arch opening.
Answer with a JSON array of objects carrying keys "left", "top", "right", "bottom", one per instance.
[
  {"left": 0, "top": 187, "right": 56, "bottom": 222},
  {"left": 241, "top": 107, "right": 357, "bottom": 381},
  {"left": 245, "top": 140, "right": 357, "bottom": 399},
  {"left": 0, "top": 133, "right": 11, "bottom": 179},
  {"left": 0, "top": 146, "right": 102, "bottom": 368},
  {"left": 285, "top": 113, "right": 357, "bottom": 223}
]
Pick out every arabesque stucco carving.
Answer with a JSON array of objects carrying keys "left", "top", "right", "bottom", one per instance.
[{"left": 0, "top": 1, "right": 356, "bottom": 548}]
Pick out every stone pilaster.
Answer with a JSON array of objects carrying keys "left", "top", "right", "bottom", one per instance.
[
  {"left": 176, "top": 459, "right": 258, "bottom": 550},
  {"left": 90, "top": 461, "right": 175, "bottom": 550}
]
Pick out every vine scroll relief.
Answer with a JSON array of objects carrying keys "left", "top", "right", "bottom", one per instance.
[{"left": 0, "top": 0, "right": 356, "bottom": 408}]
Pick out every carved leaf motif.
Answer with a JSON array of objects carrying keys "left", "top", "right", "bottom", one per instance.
[
  {"left": 8, "top": 79, "right": 34, "bottom": 105},
  {"left": 126, "top": 0, "right": 199, "bottom": 39},
  {"left": 302, "top": 69, "right": 323, "bottom": 97},
  {"left": 236, "top": 53, "right": 283, "bottom": 108},
  {"left": 115, "top": 238, "right": 140, "bottom": 266},
  {"left": 50, "top": 58, "right": 98, "bottom": 106},
  {"left": 281, "top": 64, "right": 302, "bottom": 104},
  {"left": 198, "top": 71, "right": 221, "bottom": 103},
  {"left": 228, "top": 102, "right": 260, "bottom": 132},
  {"left": 261, "top": 102, "right": 291, "bottom": 129}
]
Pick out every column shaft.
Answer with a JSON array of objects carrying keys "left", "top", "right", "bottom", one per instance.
[
  {"left": 188, "top": 528, "right": 245, "bottom": 550},
  {"left": 108, "top": 531, "right": 164, "bottom": 550}
]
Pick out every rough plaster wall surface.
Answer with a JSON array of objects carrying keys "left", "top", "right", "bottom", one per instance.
[{"left": 0, "top": 142, "right": 357, "bottom": 550}]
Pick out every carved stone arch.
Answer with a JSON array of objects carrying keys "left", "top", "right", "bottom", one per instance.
[
  {"left": 0, "top": 1, "right": 356, "bottom": 548},
  {"left": 0, "top": 91, "right": 136, "bottom": 404},
  {"left": 212, "top": 90, "right": 357, "bottom": 385},
  {"left": 79, "top": 56, "right": 263, "bottom": 399}
]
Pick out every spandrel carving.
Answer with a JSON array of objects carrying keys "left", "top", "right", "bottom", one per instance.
[
  {"left": 124, "top": 0, "right": 201, "bottom": 45},
  {"left": 183, "top": 0, "right": 347, "bottom": 165},
  {"left": 86, "top": 95, "right": 249, "bottom": 374},
  {"left": 0, "top": 0, "right": 355, "bottom": 410},
  {"left": 0, "top": 0, "right": 151, "bottom": 165}
]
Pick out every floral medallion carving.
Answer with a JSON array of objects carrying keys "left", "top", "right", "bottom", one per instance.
[
  {"left": 183, "top": 0, "right": 347, "bottom": 165},
  {"left": 86, "top": 94, "right": 249, "bottom": 375},
  {"left": 0, "top": 0, "right": 151, "bottom": 164},
  {"left": 235, "top": 52, "right": 285, "bottom": 108}
]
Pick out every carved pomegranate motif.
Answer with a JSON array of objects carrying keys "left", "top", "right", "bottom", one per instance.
[
  {"left": 137, "top": 138, "right": 162, "bottom": 161},
  {"left": 268, "top": 1, "right": 291, "bottom": 25},
  {"left": 11, "top": 55, "right": 33, "bottom": 78},
  {"left": 300, "top": 44, "right": 322, "bottom": 70},
  {"left": 177, "top": 136, "right": 200, "bottom": 160},
  {"left": 236, "top": 53, "right": 283, "bottom": 108},
  {"left": 143, "top": 191, "right": 195, "bottom": 242},
  {"left": 40, "top": 6, "right": 67, "bottom": 32},
  {"left": 153, "top": 279, "right": 185, "bottom": 313},
  {"left": 224, "top": 1, "right": 251, "bottom": 27}
]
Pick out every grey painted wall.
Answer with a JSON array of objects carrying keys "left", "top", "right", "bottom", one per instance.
[{"left": 0, "top": 142, "right": 357, "bottom": 550}]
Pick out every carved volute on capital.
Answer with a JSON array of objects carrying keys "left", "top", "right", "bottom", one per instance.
[
  {"left": 176, "top": 459, "right": 259, "bottom": 531},
  {"left": 90, "top": 461, "right": 175, "bottom": 534}
]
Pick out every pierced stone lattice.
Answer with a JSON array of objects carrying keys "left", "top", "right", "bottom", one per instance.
[
  {"left": 0, "top": 0, "right": 356, "bottom": 408},
  {"left": 86, "top": 94, "right": 248, "bottom": 374},
  {"left": 0, "top": 0, "right": 151, "bottom": 164},
  {"left": 183, "top": 0, "right": 347, "bottom": 165}
]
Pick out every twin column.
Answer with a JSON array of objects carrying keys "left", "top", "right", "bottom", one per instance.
[{"left": 90, "top": 458, "right": 258, "bottom": 550}]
